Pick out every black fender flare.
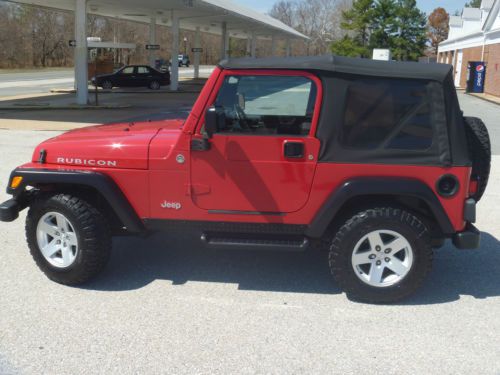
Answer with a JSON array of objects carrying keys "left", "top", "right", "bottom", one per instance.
[
  {"left": 305, "top": 177, "right": 454, "bottom": 238},
  {"left": 8, "top": 168, "right": 144, "bottom": 233}
]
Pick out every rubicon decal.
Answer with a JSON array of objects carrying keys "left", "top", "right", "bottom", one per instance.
[
  {"left": 56, "top": 157, "right": 118, "bottom": 167},
  {"left": 161, "top": 201, "right": 182, "bottom": 210}
]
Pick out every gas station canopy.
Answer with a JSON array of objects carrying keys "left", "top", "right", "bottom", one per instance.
[{"left": 9, "top": 0, "right": 306, "bottom": 40}]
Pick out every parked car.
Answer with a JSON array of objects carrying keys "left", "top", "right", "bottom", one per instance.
[
  {"left": 91, "top": 65, "right": 170, "bottom": 90},
  {"left": 0, "top": 55, "right": 491, "bottom": 303}
]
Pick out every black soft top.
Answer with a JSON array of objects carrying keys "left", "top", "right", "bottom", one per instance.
[{"left": 219, "top": 55, "right": 453, "bottom": 83}]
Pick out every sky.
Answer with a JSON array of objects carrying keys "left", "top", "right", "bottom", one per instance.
[{"left": 233, "top": 0, "right": 470, "bottom": 15}]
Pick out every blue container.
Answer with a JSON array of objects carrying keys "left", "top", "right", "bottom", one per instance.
[{"left": 466, "top": 61, "right": 487, "bottom": 93}]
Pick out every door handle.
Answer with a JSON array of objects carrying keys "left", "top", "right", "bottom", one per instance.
[{"left": 283, "top": 141, "right": 304, "bottom": 159}]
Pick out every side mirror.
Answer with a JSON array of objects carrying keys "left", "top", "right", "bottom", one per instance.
[{"left": 204, "top": 106, "right": 224, "bottom": 138}]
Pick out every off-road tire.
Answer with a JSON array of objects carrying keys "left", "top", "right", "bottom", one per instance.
[
  {"left": 464, "top": 116, "right": 491, "bottom": 201},
  {"left": 26, "top": 194, "right": 111, "bottom": 285},
  {"left": 329, "top": 207, "right": 433, "bottom": 303}
]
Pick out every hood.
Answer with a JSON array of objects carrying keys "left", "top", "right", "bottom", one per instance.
[{"left": 32, "top": 119, "right": 185, "bottom": 170}]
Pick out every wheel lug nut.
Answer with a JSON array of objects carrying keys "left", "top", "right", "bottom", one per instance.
[
  {"left": 385, "top": 257, "right": 390, "bottom": 262},
  {"left": 369, "top": 254, "right": 376, "bottom": 260},
  {"left": 56, "top": 240, "right": 61, "bottom": 244},
  {"left": 376, "top": 260, "right": 381, "bottom": 266},
  {"left": 385, "top": 248, "right": 391, "bottom": 253},
  {"left": 375, "top": 246, "right": 381, "bottom": 251}
]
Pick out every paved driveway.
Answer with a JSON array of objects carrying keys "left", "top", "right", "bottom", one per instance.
[{"left": 0, "top": 93, "right": 499, "bottom": 374}]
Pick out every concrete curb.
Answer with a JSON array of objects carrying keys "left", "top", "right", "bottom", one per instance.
[
  {"left": 50, "top": 88, "right": 202, "bottom": 94},
  {"left": 0, "top": 104, "right": 132, "bottom": 110},
  {"left": 467, "top": 93, "right": 500, "bottom": 106}
]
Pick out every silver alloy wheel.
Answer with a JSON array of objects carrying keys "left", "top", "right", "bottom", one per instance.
[
  {"left": 150, "top": 81, "right": 160, "bottom": 90},
  {"left": 36, "top": 212, "right": 78, "bottom": 268},
  {"left": 351, "top": 229, "right": 413, "bottom": 288}
]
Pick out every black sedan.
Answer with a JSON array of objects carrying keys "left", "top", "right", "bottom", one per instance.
[{"left": 92, "top": 65, "right": 170, "bottom": 90}]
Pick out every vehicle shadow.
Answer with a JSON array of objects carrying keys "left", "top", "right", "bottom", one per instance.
[
  {"left": 399, "top": 231, "right": 500, "bottom": 305},
  {"left": 84, "top": 231, "right": 500, "bottom": 304},
  {"left": 84, "top": 232, "right": 341, "bottom": 295}
]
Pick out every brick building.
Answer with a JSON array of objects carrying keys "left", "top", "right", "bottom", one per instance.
[{"left": 438, "top": 0, "right": 500, "bottom": 97}]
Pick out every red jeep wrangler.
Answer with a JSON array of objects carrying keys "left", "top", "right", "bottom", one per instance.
[{"left": 0, "top": 56, "right": 491, "bottom": 303}]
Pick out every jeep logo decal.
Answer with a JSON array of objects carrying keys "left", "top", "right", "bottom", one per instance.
[
  {"left": 161, "top": 201, "right": 182, "bottom": 210},
  {"left": 56, "top": 157, "right": 117, "bottom": 167}
]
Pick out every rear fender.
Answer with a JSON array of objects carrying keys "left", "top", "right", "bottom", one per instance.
[{"left": 306, "top": 177, "right": 454, "bottom": 238}]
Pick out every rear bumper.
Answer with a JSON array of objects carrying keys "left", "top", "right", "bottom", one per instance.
[
  {"left": 0, "top": 199, "right": 20, "bottom": 222},
  {"left": 452, "top": 223, "right": 480, "bottom": 249}
]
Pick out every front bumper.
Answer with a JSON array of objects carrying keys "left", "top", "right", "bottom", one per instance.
[
  {"left": 452, "top": 223, "right": 480, "bottom": 249},
  {"left": 0, "top": 198, "right": 20, "bottom": 222}
]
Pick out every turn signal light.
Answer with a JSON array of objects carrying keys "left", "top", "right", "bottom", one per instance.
[{"left": 10, "top": 176, "right": 23, "bottom": 189}]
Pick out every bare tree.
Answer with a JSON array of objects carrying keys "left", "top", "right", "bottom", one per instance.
[{"left": 269, "top": 0, "right": 350, "bottom": 56}]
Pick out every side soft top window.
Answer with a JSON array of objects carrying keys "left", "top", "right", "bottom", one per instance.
[{"left": 212, "top": 74, "right": 317, "bottom": 136}]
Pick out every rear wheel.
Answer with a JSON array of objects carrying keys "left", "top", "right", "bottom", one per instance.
[
  {"left": 464, "top": 117, "right": 491, "bottom": 201},
  {"left": 329, "top": 207, "right": 433, "bottom": 303},
  {"left": 26, "top": 194, "right": 111, "bottom": 285}
]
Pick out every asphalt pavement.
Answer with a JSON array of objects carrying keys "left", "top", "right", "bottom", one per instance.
[{"left": 0, "top": 93, "right": 499, "bottom": 374}]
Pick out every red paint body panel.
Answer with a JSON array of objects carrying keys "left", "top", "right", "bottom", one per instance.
[
  {"left": 14, "top": 66, "right": 472, "bottom": 235},
  {"left": 31, "top": 120, "right": 184, "bottom": 170}
]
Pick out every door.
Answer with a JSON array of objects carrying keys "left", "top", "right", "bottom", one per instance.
[
  {"left": 190, "top": 71, "right": 321, "bottom": 214},
  {"left": 455, "top": 50, "right": 463, "bottom": 87},
  {"left": 136, "top": 66, "right": 153, "bottom": 87},
  {"left": 117, "top": 66, "right": 136, "bottom": 87}
]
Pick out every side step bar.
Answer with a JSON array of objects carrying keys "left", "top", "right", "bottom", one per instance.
[{"left": 201, "top": 232, "right": 309, "bottom": 251}]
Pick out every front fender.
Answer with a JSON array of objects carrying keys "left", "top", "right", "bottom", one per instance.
[{"left": 6, "top": 168, "right": 144, "bottom": 233}]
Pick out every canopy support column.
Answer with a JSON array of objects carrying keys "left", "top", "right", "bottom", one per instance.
[
  {"left": 246, "top": 37, "right": 251, "bottom": 56},
  {"left": 149, "top": 15, "right": 156, "bottom": 68},
  {"left": 170, "top": 11, "right": 179, "bottom": 91},
  {"left": 194, "top": 26, "right": 200, "bottom": 79},
  {"left": 221, "top": 22, "right": 228, "bottom": 60},
  {"left": 251, "top": 32, "right": 257, "bottom": 58},
  {"left": 74, "top": 0, "right": 88, "bottom": 105},
  {"left": 271, "top": 35, "right": 277, "bottom": 56}
]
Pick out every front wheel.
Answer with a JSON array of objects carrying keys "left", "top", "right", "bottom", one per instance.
[
  {"left": 329, "top": 207, "right": 433, "bottom": 303},
  {"left": 26, "top": 194, "right": 111, "bottom": 285},
  {"left": 149, "top": 80, "right": 161, "bottom": 90}
]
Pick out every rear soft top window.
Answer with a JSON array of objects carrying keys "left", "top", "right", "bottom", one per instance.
[
  {"left": 341, "top": 79, "right": 433, "bottom": 151},
  {"left": 315, "top": 73, "right": 458, "bottom": 166}
]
